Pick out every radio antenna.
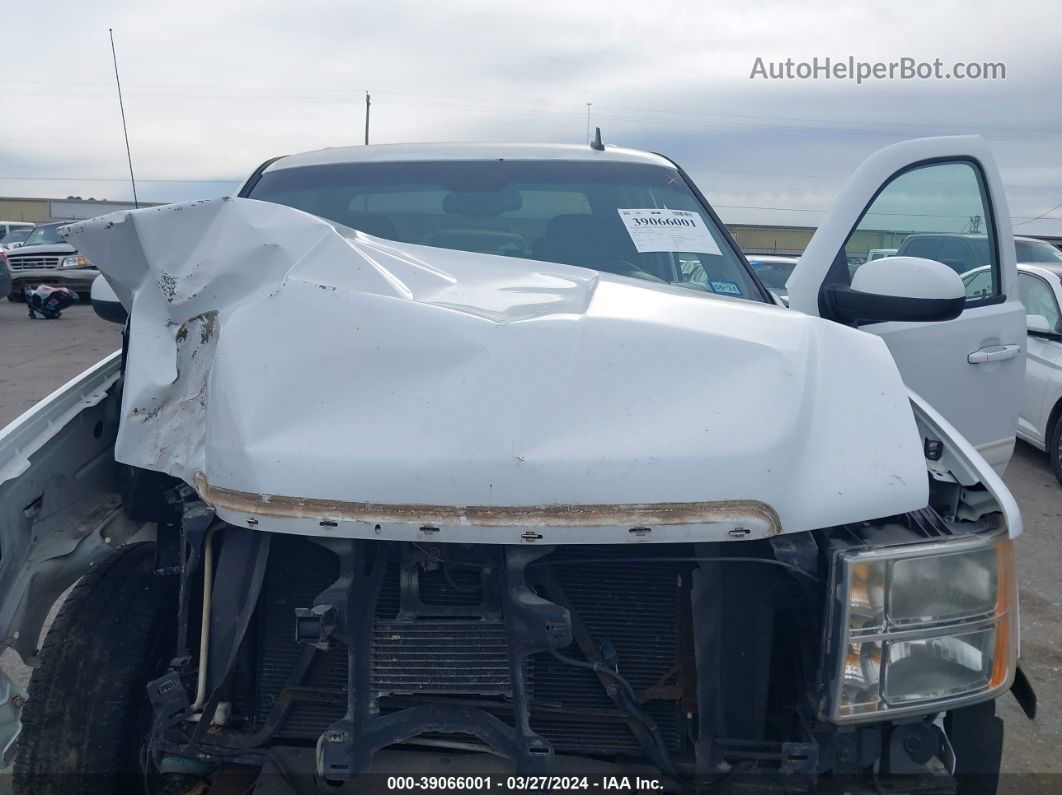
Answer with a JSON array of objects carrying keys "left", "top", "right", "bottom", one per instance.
[{"left": 108, "top": 28, "right": 139, "bottom": 208}]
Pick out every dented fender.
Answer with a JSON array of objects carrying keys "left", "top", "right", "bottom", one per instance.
[{"left": 0, "top": 352, "right": 144, "bottom": 665}]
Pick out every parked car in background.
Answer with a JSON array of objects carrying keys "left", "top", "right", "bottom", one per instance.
[
  {"left": 967, "top": 261, "right": 1062, "bottom": 484},
  {"left": 867, "top": 247, "right": 897, "bottom": 261},
  {"left": 3, "top": 221, "right": 98, "bottom": 301},
  {"left": 0, "top": 226, "right": 34, "bottom": 251},
  {"left": 0, "top": 250, "right": 10, "bottom": 300},
  {"left": 1015, "top": 236, "right": 1062, "bottom": 264},
  {"left": 745, "top": 253, "right": 799, "bottom": 303},
  {"left": 895, "top": 234, "right": 1060, "bottom": 281},
  {"left": 0, "top": 221, "right": 34, "bottom": 243},
  {"left": 895, "top": 232, "right": 991, "bottom": 276},
  {"left": 962, "top": 237, "right": 1062, "bottom": 302}
]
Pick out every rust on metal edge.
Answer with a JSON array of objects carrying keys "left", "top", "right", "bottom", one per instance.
[{"left": 194, "top": 473, "right": 782, "bottom": 533}]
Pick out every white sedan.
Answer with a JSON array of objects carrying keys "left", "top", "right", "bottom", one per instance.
[
  {"left": 744, "top": 253, "right": 799, "bottom": 303},
  {"left": 966, "top": 258, "right": 1062, "bottom": 482}
]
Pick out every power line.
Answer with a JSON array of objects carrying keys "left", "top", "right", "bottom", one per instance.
[
  {"left": 373, "top": 97, "right": 1059, "bottom": 143},
  {"left": 7, "top": 79, "right": 1062, "bottom": 136},
  {"left": 1014, "top": 199, "right": 1062, "bottom": 226},
  {"left": 5, "top": 81, "right": 1062, "bottom": 143}
]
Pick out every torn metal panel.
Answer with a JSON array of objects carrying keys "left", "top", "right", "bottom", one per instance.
[
  {"left": 64, "top": 198, "right": 930, "bottom": 539},
  {"left": 910, "top": 390, "right": 1022, "bottom": 538}
]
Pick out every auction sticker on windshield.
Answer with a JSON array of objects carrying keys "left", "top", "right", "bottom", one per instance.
[{"left": 618, "top": 208, "right": 722, "bottom": 255}]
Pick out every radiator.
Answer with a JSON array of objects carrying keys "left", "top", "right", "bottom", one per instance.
[{"left": 250, "top": 538, "right": 686, "bottom": 757}]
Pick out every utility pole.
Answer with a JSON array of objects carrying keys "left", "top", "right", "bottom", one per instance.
[
  {"left": 108, "top": 28, "right": 139, "bottom": 208},
  {"left": 365, "top": 92, "right": 371, "bottom": 145}
]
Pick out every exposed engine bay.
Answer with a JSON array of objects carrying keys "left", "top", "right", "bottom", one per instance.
[{"left": 135, "top": 482, "right": 1008, "bottom": 792}]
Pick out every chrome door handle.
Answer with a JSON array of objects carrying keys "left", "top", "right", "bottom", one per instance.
[{"left": 968, "top": 344, "right": 1021, "bottom": 364}]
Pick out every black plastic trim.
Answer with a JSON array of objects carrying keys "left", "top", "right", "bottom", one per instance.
[
  {"left": 237, "top": 155, "right": 287, "bottom": 198},
  {"left": 92, "top": 298, "right": 128, "bottom": 325},
  {"left": 652, "top": 152, "right": 775, "bottom": 304},
  {"left": 823, "top": 284, "right": 966, "bottom": 325}
]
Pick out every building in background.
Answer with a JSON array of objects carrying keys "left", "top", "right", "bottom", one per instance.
[
  {"left": 3, "top": 196, "right": 1060, "bottom": 256},
  {"left": 728, "top": 224, "right": 816, "bottom": 256},
  {"left": 729, "top": 223, "right": 1062, "bottom": 257},
  {"left": 0, "top": 196, "right": 157, "bottom": 224}
]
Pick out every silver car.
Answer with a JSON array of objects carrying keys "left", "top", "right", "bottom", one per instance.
[{"left": 4, "top": 222, "right": 99, "bottom": 300}]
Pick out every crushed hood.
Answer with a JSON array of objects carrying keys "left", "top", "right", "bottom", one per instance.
[{"left": 63, "top": 198, "right": 929, "bottom": 543}]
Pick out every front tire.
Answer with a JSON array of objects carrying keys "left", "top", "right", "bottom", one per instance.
[
  {"left": 1048, "top": 416, "right": 1062, "bottom": 486},
  {"left": 13, "top": 543, "right": 177, "bottom": 794}
]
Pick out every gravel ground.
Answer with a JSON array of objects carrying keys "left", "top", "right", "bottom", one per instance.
[{"left": 0, "top": 298, "right": 1058, "bottom": 788}]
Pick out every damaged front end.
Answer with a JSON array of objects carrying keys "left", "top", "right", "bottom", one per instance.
[
  {"left": 0, "top": 196, "right": 1029, "bottom": 792},
  {"left": 134, "top": 489, "right": 1018, "bottom": 792}
]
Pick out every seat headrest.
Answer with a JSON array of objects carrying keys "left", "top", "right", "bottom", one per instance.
[{"left": 533, "top": 214, "right": 637, "bottom": 269}]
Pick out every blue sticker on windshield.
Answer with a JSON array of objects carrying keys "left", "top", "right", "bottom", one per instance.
[
  {"left": 749, "top": 261, "right": 766, "bottom": 269},
  {"left": 709, "top": 280, "right": 742, "bottom": 296}
]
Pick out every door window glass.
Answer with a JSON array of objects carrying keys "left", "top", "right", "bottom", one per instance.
[
  {"left": 1018, "top": 272, "right": 1061, "bottom": 332},
  {"left": 963, "top": 268, "right": 993, "bottom": 300},
  {"left": 832, "top": 161, "right": 999, "bottom": 305}
]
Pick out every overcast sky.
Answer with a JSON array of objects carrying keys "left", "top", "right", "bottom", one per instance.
[{"left": 5, "top": 0, "right": 1062, "bottom": 234}]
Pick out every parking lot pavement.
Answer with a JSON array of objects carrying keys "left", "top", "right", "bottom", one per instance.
[
  {"left": 0, "top": 300, "right": 121, "bottom": 427},
  {"left": 0, "top": 296, "right": 1059, "bottom": 782},
  {"left": 997, "top": 442, "right": 1062, "bottom": 790}
]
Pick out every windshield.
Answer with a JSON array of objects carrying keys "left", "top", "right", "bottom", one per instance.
[
  {"left": 23, "top": 225, "right": 65, "bottom": 246},
  {"left": 248, "top": 160, "right": 766, "bottom": 302},
  {"left": 1016, "top": 239, "right": 1062, "bottom": 263},
  {"left": 2, "top": 227, "right": 32, "bottom": 245}
]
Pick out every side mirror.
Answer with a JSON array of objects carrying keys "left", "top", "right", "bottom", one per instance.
[
  {"left": 823, "top": 256, "right": 966, "bottom": 325},
  {"left": 1027, "top": 314, "right": 1053, "bottom": 334},
  {"left": 90, "top": 275, "right": 128, "bottom": 324}
]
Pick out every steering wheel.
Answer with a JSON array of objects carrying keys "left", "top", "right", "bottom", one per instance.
[{"left": 613, "top": 260, "right": 667, "bottom": 283}]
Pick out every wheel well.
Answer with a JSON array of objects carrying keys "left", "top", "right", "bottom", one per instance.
[{"left": 1047, "top": 396, "right": 1062, "bottom": 447}]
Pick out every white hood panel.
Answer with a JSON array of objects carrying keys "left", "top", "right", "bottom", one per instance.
[{"left": 64, "top": 198, "right": 929, "bottom": 543}]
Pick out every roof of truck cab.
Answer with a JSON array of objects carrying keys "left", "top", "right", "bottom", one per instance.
[{"left": 264, "top": 142, "right": 677, "bottom": 172}]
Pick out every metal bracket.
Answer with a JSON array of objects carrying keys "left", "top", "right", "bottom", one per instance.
[
  {"left": 154, "top": 485, "right": 190, "bottom": 575},
  {"left": 498, "top": 546, "right": 571, "bottom": 771},
  {"left": 318, "top": 540, "right": 390, "bottom": 780},
  {"left": 316, "top": 542, "right": 569, "bottom": 780},
  {"left": 294, "top": 604, "right": 337, "bottom": 650},
  {"left": 147, "top": 670, "right": 193, "bottom": 729},
  {"left": 769, "top": 532, "right": 820, "bottom": 576},
  {"left": 779, "top": 739, "right": 819, "bottom": 775}
]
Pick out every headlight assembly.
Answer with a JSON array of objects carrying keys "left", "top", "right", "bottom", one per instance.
[
  {"left": 826, "top": 533, "right": 1015, "bottom": 722},
  {"left": 61, "top": 255, "right": 91, "bottom": 269}
]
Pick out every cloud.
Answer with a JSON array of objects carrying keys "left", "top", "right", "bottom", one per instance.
[{"left": 3, "top": 0, "right": 1061, "bottom": 232}]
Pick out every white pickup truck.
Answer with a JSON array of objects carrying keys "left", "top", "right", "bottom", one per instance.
[{"left": 0, "top": 136, "right": 1035, "bottom": 793}]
